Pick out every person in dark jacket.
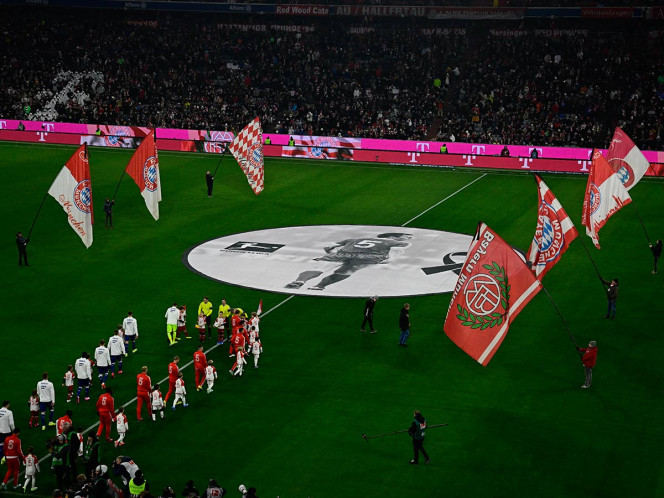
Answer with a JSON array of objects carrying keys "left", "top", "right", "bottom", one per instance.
[
  {"left": 650, "top": 239, "right": 662, "bottom": 274},
  {"left": 361, "top": 296, "right": 377, "bottom": 333},
  {"left": 103, "top": 198, "right": 115, "bottom": 228},
  {"left": 205, "top": 171, "right": 214, "bottom": 198},
  {"left": 16, "top": 232, "right": 28, "bottom": 266},
  {"left": 601, "top": 278, "right": 619, "bottom": 319},
  {"left": 408, "top": 410, "right": 430, "bottom": 465},
  {"left": 398, "top": 303, "right": 410, "bottom": 346},
  {"left": 577, "top": 340, "right": 598, "bottom": 388}
]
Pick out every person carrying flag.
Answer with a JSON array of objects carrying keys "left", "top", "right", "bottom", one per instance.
[
  {"left": 650, "top": 240, "right": 662, "bottom": 274},
  {"left": 601, "top": 278, "right": 619, "bottom": 319},
  {"left": 408, "top": 410, "right": 430, "bottom": 465},
  {"left": 577, "top": 341, "right": 598, "bottom": 389}
]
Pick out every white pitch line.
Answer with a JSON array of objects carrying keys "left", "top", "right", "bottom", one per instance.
[
  {"left": 32, "top": 294, "right": 295, "bottom": 469},
  {"left": 401, "top": 173, "right": 487, "bottom": 227}
]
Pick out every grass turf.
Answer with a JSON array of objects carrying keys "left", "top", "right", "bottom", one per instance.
[{"left": 2, "top": 141, "right": 663, "bottom": 497}]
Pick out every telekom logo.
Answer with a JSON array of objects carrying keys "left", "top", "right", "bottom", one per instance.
[
  {"left": 37, "top": 123, "right": 54, "bottom": 142},
  {"left": 577, "top": 160, "right": 589, "bottom": 172},
  {"left": 407, "top": 142, "right": 430, "bottom": 163},
  {"left": 519, "top": 158, "right": 532, "bottom": 169},
  {"left": 462, "top": 145, "right": 486, "bottom": 166}
]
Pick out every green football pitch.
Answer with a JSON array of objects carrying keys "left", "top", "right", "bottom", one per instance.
[{"left": 2, "top": 141, "right": 663, "bottom": 497}]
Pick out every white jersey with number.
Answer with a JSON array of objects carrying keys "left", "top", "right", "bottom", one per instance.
[
  {"left": 0, "top": 407, "right": 15, "bottom": 433},
  {"left": 94, "top": 346, "right": 111, "bottom": 367},
  {"left": 251, "top": 340, "right": 262, "bottom": 355},
  {"left": 177, "top": 309, "right": 187, "bottom": 327},
  {"left": 249, "top": 316, "right": 260, "bottom": 333},
  {"left": 64, "top": 371, "right": 74, "bottom": 387},
  {"left": 122, "top": 316, "right": 138, "bottom": 337},
  {"left": 165, "top": 306, "right": 179, "bottom": 325},
  {"left": 108, "top": 335, "right": 126, "bottom": 356},
  {"left": 75, "top": 357, "right": 92, "bottom": 380},
  {"left": 205, "top": 365, "right": 217, "bottom": 380},
  {"left": 175, "top": 378, "right": 186, "bottom": 395},
  {"left": 37, "top": 380, "right": 55, "bottom": 403},
  {"left": 29, "top": 396, "right": 39, "bottom": 412},
  {"left": 151, "top": 390, "right": 164, "bottom": 409},
  {"left": 24, "top": 454, "right": 39, "bottom": 476},
  {"left": 116, "top": 413, "right": 128, "bottom": 433}
]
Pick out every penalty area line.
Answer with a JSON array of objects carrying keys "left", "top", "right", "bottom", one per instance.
[
  {"left": 32, "top": 295, "right": 295, "bottom": 469},
  {"left": 401, "top": 173, "right": 487, "bottom": 227}
]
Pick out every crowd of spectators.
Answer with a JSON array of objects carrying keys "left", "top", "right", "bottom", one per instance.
[{"left": 0, "top": 8, "right": 663, "bottom": 148}]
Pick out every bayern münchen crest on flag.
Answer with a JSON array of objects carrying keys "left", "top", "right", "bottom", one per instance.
[
  {"left": 143, "top": 156, "right": 159, "bottom": 192},
  {"left": 229, "top": 117, "right": 264, "bottom": 195}
]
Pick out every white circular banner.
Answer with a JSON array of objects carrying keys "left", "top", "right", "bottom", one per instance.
[{"left": 183, "top": 225, "right": 473, "bottom": 298}]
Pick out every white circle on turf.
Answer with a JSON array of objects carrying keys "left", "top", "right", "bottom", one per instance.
[{"left": 183, "top": 225, "right": 473, "bottom": 298}]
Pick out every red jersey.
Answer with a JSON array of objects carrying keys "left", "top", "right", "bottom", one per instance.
[
  {"left": 231, "top": 315, "right": 242, "bottom": 332},
  {"left": 168, "top": 362, "right": 180, "bottom": 380},
  {"left": 193, "top": 351, "right": 207, "bottom": 368},
  {"left": 56, "top": 415, "right": 72, "bottom": 436},
  {"left": 233, "top": 333, "right": 246, "bottom": 349},
  {"left": 96, "top": 393, "right": 115, "bottom": 415},
  {"left": 3, "top": 434, "right": 24, "bottom": 459},
  {"left": 136, "top": 373, "right": 152, "bottom": 394}
]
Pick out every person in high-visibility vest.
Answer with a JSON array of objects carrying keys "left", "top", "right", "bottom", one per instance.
[{"left": 128, "top": 470, "right": 147, "bottom": 498}]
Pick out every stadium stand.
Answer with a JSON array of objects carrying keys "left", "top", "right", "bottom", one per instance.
[{"left": 0, "top": 7, "right": 662, "bottom": 148}]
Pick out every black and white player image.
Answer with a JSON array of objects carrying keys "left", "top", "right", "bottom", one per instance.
[{"left": 285, "top": 233, "right": 412, "bottom": 291}]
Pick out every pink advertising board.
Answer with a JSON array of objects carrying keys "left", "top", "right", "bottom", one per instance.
[{"left": 1, "top": 123, "right": 663, "bottom": 177}]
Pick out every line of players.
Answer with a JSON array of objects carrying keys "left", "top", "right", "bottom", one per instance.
[{"left": 31, "top": 304, "right": 262, "bottom": 444}]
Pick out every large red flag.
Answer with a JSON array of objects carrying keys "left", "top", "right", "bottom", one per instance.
[
  {"left": 125, "top": 130, "right": 160, "bottom": 220},
  {"left": 527, "top": 174, "right": 578, "bottom": 279},
  {"left": 47, "top": 144, "right": 94, "bottom": 248},
  {"left": 605, "top": 127, "right": 650, "bottom": 191},
  {"left": 444, "top": 223, "right": 542, "bottom": 366},
  {"left": 228, "top": 117, "right": 264, "bottom": 195},
  {"left": 582, "top": 150, "right": 632, "bottom": 249}
]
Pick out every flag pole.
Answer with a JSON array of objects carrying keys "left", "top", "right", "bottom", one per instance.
[
  {"left": 630, "top": 202, "right": 651, "bottom": 244},
  {"left": 540, "top": 286, "right": 579, "bottom": 351},
  {"left": 111, "top": 170, "right": 126, "bottom": 202},
  {"left": 212, "top": 143, "right": 228, "bottom": 178},
  {"left": 26, "top": 192, "right": 50, "bottom": 242},
  {"left": 574, "top": 237, "right": 607, "bottom": 292}
]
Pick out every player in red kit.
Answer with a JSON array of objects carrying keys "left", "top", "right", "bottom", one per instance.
[
  {"left": 1, "top": 428, "right": 24, "bottom": 490},
  {"left": 232, "top": 329, "right": 246, "bottom": 356},
  {"left": 193, "top": 346, "right": 207, "bottom": 391},
  {"left": 136, "top": 366, "right": 152, "bottom": 421},
  {"left": 163, "top": 357, "right": 180, "bottom": 405},
  {"left": 95, "top": 388, "right": 115, "bottom": 442}
]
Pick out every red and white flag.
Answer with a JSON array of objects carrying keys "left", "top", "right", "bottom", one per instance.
[
  {"left": 125, "top": 130, "right": 160, "bottom": 220},
  {"left": 444, "top": 222, "right": 542, "bottom": 366},
  {"left": 582, "top": 150, "right": 632, "bottom": 249},
  {"left": 228, "top": 117, "right": 264, "bottom": 195},
  {"left": 47, "top": 144, "right": 94, "bottom": 248},
  {"left": 605, "top": 127, "right": 650, "bottom": 191},
  {"left": 527, "top": 174, "right": 578, "bottom": 279},
  {"left": 256, "top": 299, "right": 263, "bottom": 316}
]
